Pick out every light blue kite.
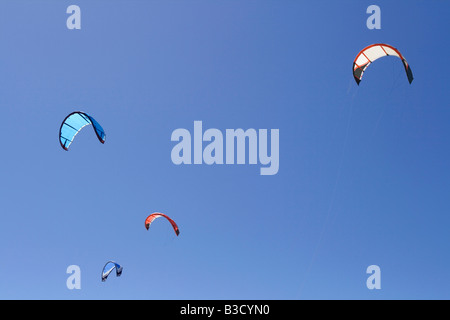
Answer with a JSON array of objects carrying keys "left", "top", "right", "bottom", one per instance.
[{"left": 59, "top": 111, "right": 106, "bottom": 150}]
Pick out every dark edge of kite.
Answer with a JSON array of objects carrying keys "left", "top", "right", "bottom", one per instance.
[
  {"left": 84, "top": 113, "right": 106, "bottom": 145},
  {"left": 402, "top": 59, "right": 414, "bottom": 84},
  {"left": 116, "top": 265, "right": 123, "bottom": 277},
  {"left": 353, "top": 62, "right": 361, "bottom": 85}
]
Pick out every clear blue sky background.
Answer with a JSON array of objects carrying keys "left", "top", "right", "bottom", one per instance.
[{"left": 0, "top": 0, "right": 448, "bottom": 299}]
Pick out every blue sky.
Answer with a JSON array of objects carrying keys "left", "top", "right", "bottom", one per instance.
[{"left": 0, "top": 0, "right": 449, "bottom": 299}]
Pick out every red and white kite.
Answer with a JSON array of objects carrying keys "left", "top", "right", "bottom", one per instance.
[
  {"left": 353, "top": 43, "right": 413, "bottom": 85},
  {"left": 145, "top": 212, "right": 180, "bottom": 236}
]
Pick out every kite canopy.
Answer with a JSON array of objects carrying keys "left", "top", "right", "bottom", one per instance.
[
  {"left": 59, "top": 111, "right": 106, "bottom": 150},
  {"left": 353, "top": 43, "right": 413, "bottom": 85},
  {"left": 101, "top": 261, "right": 123, "bottom": 282},
  {"left": 145, "top": 212, "right": 180, "bottom": 236}
]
